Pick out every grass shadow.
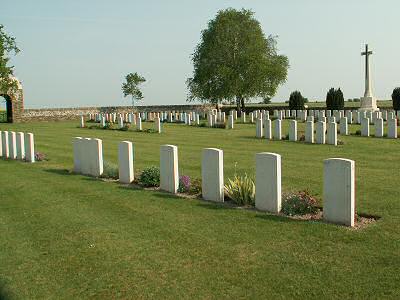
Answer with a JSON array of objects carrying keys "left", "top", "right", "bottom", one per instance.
[
  {"left": 254, "top": 213, "right": 323, "bottom": 224},
  {"left": 195, "top": 201, "right": 236, "bottom": 211},
  {"left": 0, "top": 280, "right": 13, "bottom": 300},
  {"left": 43, "top": 168, "right": 72, "bottom": 176}
]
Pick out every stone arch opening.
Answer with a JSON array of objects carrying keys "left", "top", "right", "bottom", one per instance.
[
  {"left": 0, "top": 77, "right": 24, "bottom": 123},
  {"left": 0, "top": 94, "right": 13, "bottom": 122}
]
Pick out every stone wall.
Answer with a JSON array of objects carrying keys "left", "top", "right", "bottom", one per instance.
[{"left": 22, "top": 104, "right": 213, "bottom": 122}]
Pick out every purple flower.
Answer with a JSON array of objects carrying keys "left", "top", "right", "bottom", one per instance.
[{"left": 178, "top": 175, "right": 191, "bottom": 192}]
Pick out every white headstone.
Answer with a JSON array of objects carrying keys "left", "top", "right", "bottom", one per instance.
[
  {"left": 289, "top": 120, "right": 297, "bottom": 141},
  {"left": 202, "top": 148, "right": 224, "bottom": 202},
  {"left": 118, "top": 116, "right": 124, "bottom": 129},
  {"left": 16, "top": 132, "right": 25, "bottom": 160},
  {"left": 1, "top": 131, "right": 9, "bottom": 158},
  {"left": 388, "top": 118, "right": 397, "bottom": 139},
  {"left": 73, "top": 137, "right": 83, "bottom": 173},
  {"left": 249, "top": 112, "right": 254, "bottom": 123},
  {"left": 228, "top": 115, "right": 234, "bottom": 129},
  {"left": 256, "top": 118, "right": 263, "bottom": 138},
  {"left": 8, "top": 131, "right": 16, "bottom": 159},
  {"left": 345, "top": 111, "right": 353, "bottom": 124},
  {"left": 305, "top": 121, "right": 314, "bottom": 143},
  {"left": 361, "top": 118, "right": 370, "bottom": 136},
  {"left": 316, "top": 121, "right": 326, "bottom": 144},
  {"left": 155, "top": 117, "right": 161, "bottom": 133},
  {"left": 375, "top": 118, "right": 384, "bottom": 138},
  {"left": 274, "top": 119, "right": 282, "bottom": 140},
  {"left": 119, "top": 141, "right": 134, "bottom": 184},
  {"left": 327, "top": 122, "right": 337, "bottom": 146},
  {"left": 323, "top": 158, "right": 355, "bottom": 227},
  {"left": 255, "top": 152, "right": 281, "bottom": 213},
  {"left": 88, "top": 138, "right": 103, "bottom": 176},
  {"left": 339, "top": 117, "right": 348, "bottom": 135},
  {"left": 264, "top": 119, "right": 272, "bottom": 140},
  {"left": 80, "top": 115, "right": 85, "bottom": 128},
  {"left": 137, "top": 117, "right": 142, "bottom": 131},
  {"left": 24, "top": 133, "right": 35, "bottom": 163},
  {"left": 160, "top": 145, "right": 179, "bottom": 194}
]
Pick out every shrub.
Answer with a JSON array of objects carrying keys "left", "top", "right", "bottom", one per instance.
[
  {"left": 101, "top": 161, "right": 119, "bottom": 179},
  {"left": 198, "top": 122, "right": 207, "bottom": 127},
  {"left": 289, "top": 91, "right": 306, "bottom": 110},
  {"left": 326, "top": 87, "right": 344, "bottom": 110},
  {"left": 355, "top": 130, "right": 361, "bottom": 136},
  {"left": 103, "top": 122, "right": 116, "bottom": 130},
  {"left": 392, "top": 87, "right": 400, "bottom": 111},
  {"left": 139, "top": 166, "right": 160, "bottom": 187},
  {"left": 143, "top": 128, "right": 157, "bottom": 133},
  {"left": 213, "top": 122, "right": 226, "bottom": 129},
  {"left": 178, "top": 175, "right": 191, "bottom": 193},
  {"left": 224, "top": 173, "right": 255, "bottom": 206},
  {"left": 119, "top": 124, "right": 131, "bottom": 131},
  {"left": 34, "top": 152, "right": 47, "bottom": 161},
  {"left": 189, "top": 178, "right": 202, "bottom": 195},
  {"left": 281, "top": 190, "right": 319, "bottom": 216}
]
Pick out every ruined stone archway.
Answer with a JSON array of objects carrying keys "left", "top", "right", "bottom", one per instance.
[{"left": 0, "top": 77, "right": 24, "bottom": 123}]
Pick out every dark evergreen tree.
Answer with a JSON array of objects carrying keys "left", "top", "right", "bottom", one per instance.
[
  {"left": 392, "top": 87, "right": 400, "bottom": 111},
  {"left": 326, "top": 88, "right": 335, "bottom": 109},
  {"left": 336, "top": 88, "right": 344, "bottom": 109},
  {"left": 289, "top": 91, "right": 305, "bottom": 110},
  {"left": 326, "top": 87, "right": 344, "bottom": 110}
]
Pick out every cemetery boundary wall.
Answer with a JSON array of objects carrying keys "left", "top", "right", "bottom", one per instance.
[{"left": 21, "top": 104, "right": 213, "bottom": 122}]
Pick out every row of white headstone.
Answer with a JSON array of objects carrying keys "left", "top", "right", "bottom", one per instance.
[
  {"left": 81, "top": 115, "right": 163, "bottom": 133},
  {"left": 72, "top": 137, "right": 355, "bottom": 227},
  {"left": 207, "top": 108, "right": 399, "bottom": 129},
  {"left": 0, "top": 131, "right": 35, "bottom": 162},
  {"left": 255, "top": 117, "right": 398, "bottom": 143},
  {"left": 255, "top": 119, "right": 340, "bottom": 145},
  {"left": 88, "top": 111, "right": 202, "bottom": 125}
]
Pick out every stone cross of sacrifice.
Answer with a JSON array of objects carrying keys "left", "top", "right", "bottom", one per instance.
[{"left": 361, "top": 44, "right": 373, "bottom": 98}]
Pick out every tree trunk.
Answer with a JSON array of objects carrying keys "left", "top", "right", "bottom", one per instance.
[
  {"left": 235, "top": 96, "right": 241, "bottom": 115},
  {"left": 241, "top": 98, "right": 245, "bottom": 111}
]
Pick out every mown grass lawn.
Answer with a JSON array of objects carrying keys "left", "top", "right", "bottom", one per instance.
[{"left": 0, "top": 120, "right": 399, "bottom": 299}]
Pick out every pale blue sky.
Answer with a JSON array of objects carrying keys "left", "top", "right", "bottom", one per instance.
[{"left": 1, "top": 0, "right": 399, "bottom": 108}]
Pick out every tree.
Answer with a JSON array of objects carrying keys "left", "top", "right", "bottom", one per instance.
[
  {"left": 262, "top": 97, "right": 271, "bottom": 104},
  {"left": 122, "top": 72, "right": 146, "bottom": 107},
  {"left": 326, "top": 87, "right": 344, "bottom": 110},
  {"left": 392, "top": 87, "right": 400, "bottom": 111},
  {"left": 187, "top": 8, "right": 289, "bottom": 112},
  {"left": 288, "top": 91, "right": 305, "bottom": 110},
  {"left": 326, "top": 88, "right": 335, "bottom": 109},
  {"left": 0, "top": 24, "right": 20, "bottom": 95}
]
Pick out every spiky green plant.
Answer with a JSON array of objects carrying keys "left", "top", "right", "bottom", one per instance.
[{"left": 224, "top": 173, "right": 255, "bottom": 206}]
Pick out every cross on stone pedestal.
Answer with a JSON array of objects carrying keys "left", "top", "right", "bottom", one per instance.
[
  {"left": 359, "top": 44, "right": 378, "bottom": 112},
  {"left": 362, "top": 44, "right": 373, "bottom": 98}
]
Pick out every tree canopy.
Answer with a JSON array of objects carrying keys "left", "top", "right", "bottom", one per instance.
[
  {"left": 122, "top": 72, "right": 146, "bottom": 107},
  {"left": 0, "top": 24, "right": 20, "bottom": 95},
  {"left": 326, "top": 88, "right": 344, "bottom": 110},
  {"left": 288, "top": 91, "right": 306, "bottom": 110},
  {"left": 392, "top": 87, "right": 400, "bottom": 111},
  {"left": 187, "top": 8, "right": 289, "bottom": 111}
]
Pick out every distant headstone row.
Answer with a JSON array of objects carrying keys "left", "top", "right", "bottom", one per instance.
[
  {"left": 255, "top": 117, "right": 398, "bottom": 145},
  {"left": 0, "top": 131, "right": 35, "bottom": 162},
  {"left": 72, "top": 137, "right": 356, "bottom": 227}
]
